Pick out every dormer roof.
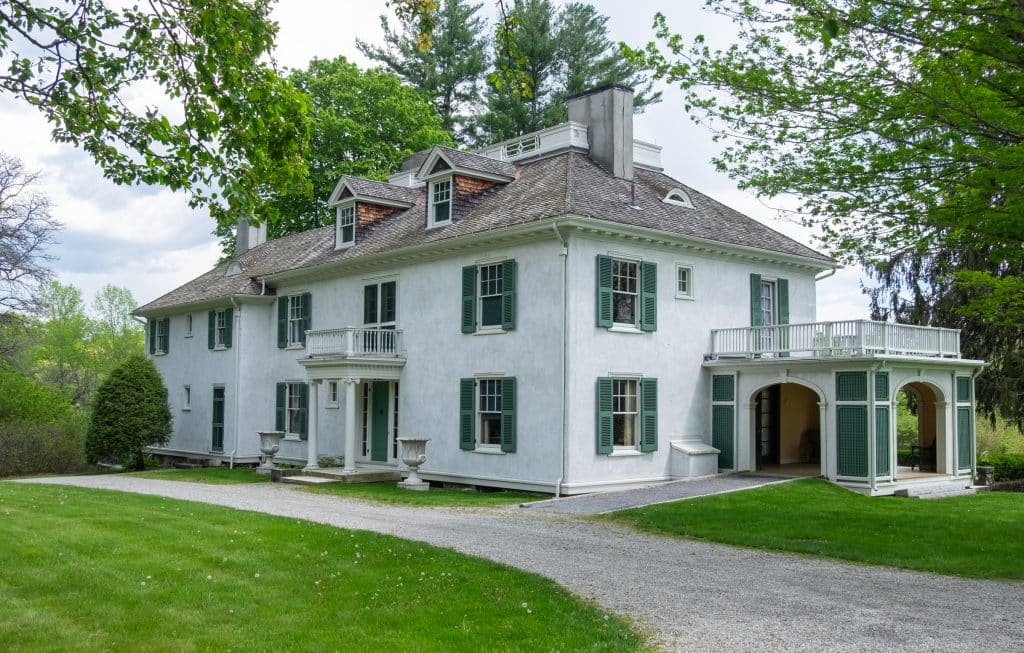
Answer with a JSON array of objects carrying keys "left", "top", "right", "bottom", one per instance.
[
  {"left": 327, "top": 175, "right": 420, "bottom": 209},
  {"left": 416, "top": 146, "right": 517, "bottom": 183}
]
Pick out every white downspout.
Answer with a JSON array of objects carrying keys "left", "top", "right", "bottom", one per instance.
[
  {"left": 229, "top": 297, "right": 242, "bottom": 468},
  {"left": 552, "top": 222, "right": 569, "bottom": 498}
]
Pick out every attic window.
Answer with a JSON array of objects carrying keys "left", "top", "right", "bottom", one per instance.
[
  {"left": 663, "top": 188, "right": 695, "bottom": 209},
  {"left": 428, "top": 177, "right": 452, "bottom": 227},
  {"left": 336, "top": 203, "right": 355, "bottom": 248}
]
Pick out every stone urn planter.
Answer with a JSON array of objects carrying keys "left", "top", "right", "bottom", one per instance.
[
  {"left": 257, "top": 430, "right": 285, "bottom": 475},
  {"left": 397, "top": 437, "right": 430, "bottom": 491},
  {"left": 975, "top": 465, "right": 995, "bottom": 488}
]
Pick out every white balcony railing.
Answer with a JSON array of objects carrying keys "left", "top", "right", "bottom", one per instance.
[
  {"left": 709, "top": 320, "right": 961, "bottom": 360},
  {"left": 305, "top": 328, "right": 405, "bottom": 358}
]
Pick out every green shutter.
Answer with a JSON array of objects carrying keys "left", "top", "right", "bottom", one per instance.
[
  {"left": 277, "top": 297, "right": 288, "bottom": 348},
  {"left": 836, "top": 372, "right": 868, "bottom": 402},
  {"left": 596, "top": 255, "right": 613, "bottom": 328},
  {"left": 875, "top": 406, "right": 890, "bottom": 476},
  {"left": 596, "top": 377, "right": 614, "bottom": 454},
  {"left": 640, "top": 377, "right": 658, "bottom": 452},
  {"left": 874, "top": 372, "right": 889, "bottom": 401},
  {"left": 208, "top": 311, "right": 215, "bottom": 349},
  {"left": 459, "top": 378, "right": 475, "bottom": 450},
  {"left": 461, "top": 266, "right": 477, "bottom": 333},
  {"left": 957, "top": 408, "right": 973, "bottom": 471},
  {"left": 712, "top": 405, "right": 734, "bottom": 469},
  {"left": 500, "top": 377, "right": 516, "bottom": 453},
  {"left": 956, "top": 377, "right": 971, "bottom": 403},
  {"left": 750, "top": 273, "right": 763, "bottom": 326},
  {"left": 777, "top": 278, "right": 789, "bottom": 356},
  {"left": 275, "top": 383, "right": 286, "bottom": 431},
  {"left": 712, "top": 374, "right": 735, "bottom": 402},
  {"left": 162, "top": 319, "right": 170, "bottom": 353},
  {"left": 501, "top": 259, "right": 516, "bottom": 331},
  {"left": 298, "top": 383, "right": 308, "bottom": 441},
  {"left": 640, "top": 261, "right": 657, "bottom": 332},
  {"left": 837, "top": 405, "right": 868, "bottom": 477},
  {"left": 300, "top": 293, "right": 311, "bottom": 346},
  {"left": 223, "top": 308, "right": 233, "bottom": 349},
  {"left": 149, "top": 320, "right": 156, "bottom": 354}
]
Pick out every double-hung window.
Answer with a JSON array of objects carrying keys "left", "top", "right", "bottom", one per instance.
[
  {"left": 675, "top": 264, "right": 694, "bottom": 300},
  {"left": 428, "top": 177, "right": 452, "bottom": 227},
  {"left": 149, "top": 317, "right": 170, "bottom": 355},
  {"left": 461, "top": 260, "right": 516, "bottom": 333},
  {"left": 337, "top": 204, "right": 355, "bottom": 247},
  {"left": 460, "top": 377, "right": 516, "bottom": 452},
  {"left": 275, "top": 382, "right": 308, "bottom": 440},
  {"left": 596, "top": 255, "right": 657, "bottom": 331},
  {"left": 277, "top": 293, "right": 311, "bottom": 348},
  {"left": 207, "top": 308, "right": 233, "bottom": 349},
  {"left": 596, "top": 377, "right": 658, "bottom": 453}
]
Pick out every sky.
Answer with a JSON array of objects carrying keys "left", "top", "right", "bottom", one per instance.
[{"left": 2, "top": 0, "right": 870, "bottom": 319}]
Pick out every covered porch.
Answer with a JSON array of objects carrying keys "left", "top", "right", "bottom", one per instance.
[{"left": 705, "top": 320, "right": 984, "bottom": 496}]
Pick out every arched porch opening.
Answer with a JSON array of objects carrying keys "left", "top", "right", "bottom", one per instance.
[
  {"left": 896, "top": 381, "right": 948, "bottom": 479},
  {"left": 750, "top": 382, "right": 823, "bottom": 477}
]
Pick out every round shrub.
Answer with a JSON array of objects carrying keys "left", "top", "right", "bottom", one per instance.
[{"left": 86, "top": 354, "right": 172, "bottom": 470}]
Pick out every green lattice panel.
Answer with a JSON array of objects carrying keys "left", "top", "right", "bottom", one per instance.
[
  {"left": 875, "top": 406, "right": 890, "bottom": 476},
  {"left": 956, "top": 377, "right": 972, "bottom": 403},
  {"left": 957, "top": 408, "right": 973, "bottom": 471},
  {"left": 836, "top": 372, "right": 867, "bottom": 402},
  {"left": 874, "top": 372, "right": 889, "bottom": 402},
  {"left": 837, "top": 405, "right": 868, "bottom": 477},
  {"left": 712, "top": 375, "right": 735, "bottom": 403},
  {"left": 712, "top": 405, "right": 734, "bottom": 470}
]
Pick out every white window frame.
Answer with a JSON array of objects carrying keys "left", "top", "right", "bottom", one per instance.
[
  {"left": 326, "top": 381, "right": 339, "bottom": 409},
  {"left": 612, "top": 378, "right": 640, "bottom": 450},
  {"left": 675, "top": 264, "right": 694, "bottom": 300},
  {"left": 286, "top": 382, "right": 304, "bottom": 438},
  {"left": 364, "top": 278, "right": 398, "bottom": 329},
  {"left": 761, "top": 279, "right": 777, "bottom": 327},
  {"left": 184, "top": 314, "right": 193, "bottom": 338},
  {"left": 214, "top": 309, "right": 228, "bottom": 349},
  {"left": 427, "top": 177, "right": 452, "bottom": 227},
  {"left": 287, "top": 295, "right": 305, "bottom": 347},
  {"left": 663, "top": 188, "right": 695, "bottom": 209},
  {"left": 182, "top": 385, "right": 191, "bottom": 411},
  {"left": 611, "top": 258, "right": 639, "bottom": 328},
  {"left": 478, "top": 262, "right": 504, "bottom": 331},
  {"left": 476, "top": 377, "right": 504, "bottom": 450},
  {"left": 155, "top": 319, "right": 169, "bottom": 355},
  {"left": 336, "top": 203, "right": 356, "bottom": 248}
]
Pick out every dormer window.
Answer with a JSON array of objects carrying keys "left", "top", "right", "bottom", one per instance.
[
  {"left": 429, "top": 177, "right": 452, "bottom": 227},
  {"left": 663, "top": 188, "right": 695, "bottom": 209},
  {"left": 337, "top": 204, "right": 355, "bottom": 248}
]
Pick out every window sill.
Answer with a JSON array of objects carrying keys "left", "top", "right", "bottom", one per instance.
[
  {"left": 153, "top": 351, "right": 167, "bottom": 357},
  {"left": 213, "top": 345, "right": 228, "bottom": 351},
  {"left": 285, "top": 344, "right": 305, "bottom": 351},
  {"left": 471, "top": 447, "right": 506, "bottom": 455},
  {"left": 325, "top": 403, "right": 339, "bottom": 409},
  {"left": 283, "top": 435, "right": 303, "bottom": 442},
  {"left": 608, "top": 449, "right": 643, "bottom": 457},
  {"left": 184, "top": 334, "right": 193, "bottom": 338},
  {"left": 181, "top": 407, "right": 191, "bottom": 412},
  {"left": 473, "top": 327, "right": 508, "bottom": 336},
  {"left": 335, "top": 241, "right": 354, "bottom": 250},
  {"left": 609, "top": 325, "right": 642, "bottom": 334},
  {"left": 426, "top": 221, "right": 451, "bottom": 230},
  {"left": 674, "top": 294, "right": 695, "bottom": 301}
]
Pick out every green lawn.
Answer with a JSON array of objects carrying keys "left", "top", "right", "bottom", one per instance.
[
  {"left": 303, "top": 481, "right": 545, "bottom": 507},
  {"left": 0, "top": 483, "right": 648, "bottom": 652},
  {"left": 604, "top": 479, "right": 1024, "bottom": 580},
  {"left": 130, "top": 466, "right": 271, "bottom": 484}
]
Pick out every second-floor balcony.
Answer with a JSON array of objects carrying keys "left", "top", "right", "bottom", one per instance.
[
  {"left": 709, "top": 320, "right": 961, "bottom": 360},
  {"left": 305, "top": 327, "right": 406, "bottom": 359}
]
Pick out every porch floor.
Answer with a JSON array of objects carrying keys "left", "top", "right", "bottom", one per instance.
[
  {"left": 757, "top": 463, "right": 822, "bottom": 478},
  {"left": 894, "top": 466, "right": 946, "bottom": 480}
]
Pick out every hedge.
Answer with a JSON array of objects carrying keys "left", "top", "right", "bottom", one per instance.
[
  {"left": 0, "top": 419, "right": 88, "bottom": 477},
  {"left": 977, "top": 453, "right": 1024, "bottom": 482}
]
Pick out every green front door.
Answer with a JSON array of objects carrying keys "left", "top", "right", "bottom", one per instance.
[{"left": 370, "top": 381, "right": 390, "bottom": 462}]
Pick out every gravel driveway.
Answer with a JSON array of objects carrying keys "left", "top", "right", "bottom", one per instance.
[{"left": 18, "top": 475, "right": 1024, "bottom": 652}]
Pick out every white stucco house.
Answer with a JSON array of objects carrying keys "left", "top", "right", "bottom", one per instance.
[{"left": 136, "top": 85, "right": 983, "bottom": 496}]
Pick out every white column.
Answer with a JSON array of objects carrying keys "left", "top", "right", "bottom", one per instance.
[
  {"left": 305, "top": 379, "right": 321, "bottom": 470},
  {"left": 343, "top": 378, "right": 360, "bottom": 472}
]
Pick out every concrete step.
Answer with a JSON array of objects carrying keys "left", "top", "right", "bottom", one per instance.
[
  {"left": 280, "top": 475, "right": 342, "bottom": 486},
  {"left": 278, "top": 468, "right": 400, "bottom": 486},
  {"left": 894, "top": 479, "right": 975, "bottom": 499}
]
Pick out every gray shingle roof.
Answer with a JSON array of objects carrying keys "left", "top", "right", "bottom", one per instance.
[
  {"left": 138, "top": 151, "right": 831, "bottom": 313},
  {"left": 429, "top": 146, "right": 517, "bottom": 179},
  {"left": 342, "top": 176, "right": 419, "bottom": 205}
]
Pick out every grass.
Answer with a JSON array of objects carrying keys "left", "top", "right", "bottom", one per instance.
[
  {"left": 0, "top": 482, "right": 649, "bottom": 652},
  {"left": 303, "top": 481, "right": 545, "bottom": 507},
  {"left": 603, "top": 479, "right": 1024, "bottom": 580},
  {"left": 130, "top": 466, "right": 271, "bottom": 484}
]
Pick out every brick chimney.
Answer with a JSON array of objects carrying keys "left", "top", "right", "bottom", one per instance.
[{"left": 566, "top": 84, "right": 634, "bottom": 181}]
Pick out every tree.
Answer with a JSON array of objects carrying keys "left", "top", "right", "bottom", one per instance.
[
  {"left": 86, "top": 354, "right": 171, "bottom": 470},
  {"left": 31, "top": 280, "right": 93, "bottom": 404},
  {"left": 629, "top": 2, "right": 1024, "bottom": 425},
  {"left": 218, "top": 56, "right": 451, "bottom": 245},
  {"left": 0, "top": 1, "right": 310, "bottom": 230},
  {"left": 0, "top": 153, "right": 60, "bottom": 313},
  {"left": 91, "top": 284, "right": 144, "bottom": 377},
  {"left": 359, "top": 0, "right": 489, "bottom": 144},
  {"left": 478, "top": 0, "right": 659, "bottom": 143}
]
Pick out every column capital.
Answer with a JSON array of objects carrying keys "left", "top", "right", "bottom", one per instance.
[{"left": 339, "top": 377, "right": 361, "bottom": 385}]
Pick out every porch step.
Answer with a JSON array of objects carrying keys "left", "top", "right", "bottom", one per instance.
[
  {"left": 894, "top": 479, "right": 975, "bottom": 499},
  {"left": 280, "top": 475, "right": 343, "bottom": 486},
  {"left": 279, "top": 468, "right": 400, "bottom": 486}
]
